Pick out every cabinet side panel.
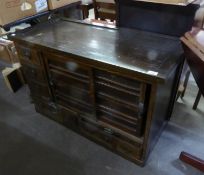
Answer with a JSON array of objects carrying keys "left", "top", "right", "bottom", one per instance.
[{"left": 144, "top": 61, "right": 183, "bottom": 162}]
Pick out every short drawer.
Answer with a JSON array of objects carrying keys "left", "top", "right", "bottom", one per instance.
[
  {"left": 28, "top": 81, "right": 50, "bottom": 99},
  {"left": 22, "top": 64, "right": 46, "bottom": 83},
  {"left": 79, "top": 118, "right": 114, "bottom": 149},
  {"left": 16, "top": 45, "right": 41, "bottom": 65},
  {"left": 61, "top": 106, "right": 79, "bottom": 130},
  {"left": 115, "top": 139, "right": 142, "bottom": 160},
  {"left": 34, "top": 99, "right": 63, "bottom": 123}
]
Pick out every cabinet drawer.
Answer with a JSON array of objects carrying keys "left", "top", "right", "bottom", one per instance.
[
  {"left": 22, "top": 64, "right": 46, "bottom": 83},
  {"left": 98, "top": 109, "right": 142, "bottom": 136},
  {"left": 79, "top": 118, "right": 114, "bottom": 149},
  {"left": 61, "top": 107, "right": 79, "bottom": 130},
  {"left": 79, "top": 118, "right": 142, "bottom": 159},
  {"left": 16, "top": 45, "right": 41, "bottom": 65},
  {"left": 115, "top": 139, "right": 142, "bottom": 160},
  {"left": 28, "top": 81, "right": 50, "bottom": 99},
  {"left": 34, "top": 99, "right": 63, "bottom": 123}
]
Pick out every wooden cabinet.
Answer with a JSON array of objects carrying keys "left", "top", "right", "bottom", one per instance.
[{"left": 11, "top": 20, "right": 183, "bottom": 166}]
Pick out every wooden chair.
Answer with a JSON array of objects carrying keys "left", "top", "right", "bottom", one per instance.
[
  {"left": 93, "top": 0, "right": 116, "bottom": 21},
  {"left": 177, "top": 67, "right": 202, "bottom": 110},
  {"left": 177, "top": 5, "right": 204, "bottom": 109}
]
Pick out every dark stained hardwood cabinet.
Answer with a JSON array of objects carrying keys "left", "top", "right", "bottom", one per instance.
[{"left": 11, "top": 19, "right": 183, "bottom": 166}]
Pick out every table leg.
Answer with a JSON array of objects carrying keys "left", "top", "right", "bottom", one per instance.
[
  {"left": 193, "top": 90, "right": 202, "bottom": 110},
  {"left": 181, "top": 70, "right": 190, "bottom": 98}
]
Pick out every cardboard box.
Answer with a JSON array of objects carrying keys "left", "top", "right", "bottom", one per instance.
[
  {"left": 0, "top": 38, "right": 19, "bottom": 64},
  {"left": 2, "top": 63, "right": 24, "bottom": 93},
  {"left": 0, "top": 0, "right": 48, "bottom": 26},
  {"left": 0, "top": 28, "right": 7, "bottom": 37},
  {"left": 47, "top": 0, "right": 80, "bottom": 10}
]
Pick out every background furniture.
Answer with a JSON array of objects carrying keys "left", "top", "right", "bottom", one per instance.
[
  {"left": 177, "top": 66, "right": 202, "bottom": 110},
  {"left": 0, "top": 1, "right": 82, "bottom": 31},
  {"left": 93, "top": 0, "right": 116, "bottom": 21},
  {"left": 116, "top": 0, "right": 199, "bottom": 120},
  {"left": 180, "top": 28, "right": 204, "bottom": 172},
  {"left": 81, "top": 1, "right": 94, "bottom": 19},
  {"left": 177, "top": 5, "right": 204, "bottom": 109},
  {"left": 116, "top": 0, "right": 199, "bottom": 36},
  {"left": 11, "top": 19, "right": 183, "bottom": 166}
]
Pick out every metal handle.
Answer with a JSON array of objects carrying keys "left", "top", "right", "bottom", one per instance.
[
  {"left": 104, "top": 127, "right": 113, "bottom": 135},
  {"left": 49, "top": 79, "right": 56, "bottom": 89},
  {"left": 23, "top": 48, "right": 31, "bottom": 58},
  {"left": 48, "top": 102, "right": 58, "bottom": 114},
  {"left": 139, "top": 102, "right": 144, "bottom": 116},
  {"left": 30, "top": 68, "right": 37, "bottom": 77}
]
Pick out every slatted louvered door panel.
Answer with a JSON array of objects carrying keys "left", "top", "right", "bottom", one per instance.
[{"left": 94, "top": 69, "right": 147, "bottom": 137}]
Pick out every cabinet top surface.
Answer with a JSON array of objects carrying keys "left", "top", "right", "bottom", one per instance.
[{"left": 11, "top": 20, "right": 183, "bottom": 82}]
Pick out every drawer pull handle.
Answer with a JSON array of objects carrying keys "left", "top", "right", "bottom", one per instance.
[
  {"left": 23, "top": 49, "right": 31, "bottom": 58},
  {"left": 48, "top": 102, "right": 58, "bottom": 113},
  {"left": 104, "top": 127, "right": 113, "bottom": 135},
  {"left": 139, "top": 102, "right": 144, "bottom": 116},
  {"left": 31, "top": 69, "right": 37, "bottom": 77},
  {"left": 49, "top": 80, "right": 56, "bottom": 89}
]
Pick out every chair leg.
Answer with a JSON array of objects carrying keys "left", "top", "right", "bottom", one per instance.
[
  {"left": 181, "top": 70, "right": 190, "bottom": 98},
  {"left": 81, "top": 5, "right": 89, "bottom": 19},
  {"left": 179, "top": 151, "right": 204, "bottom": 172},
  {"left": 176, "top": 85, "right": 184, "bottom": 101},
  {"left": 81, "top": 3, "right": 94, "bottom": 19},
  {"left": 193, "top": 90, "right": 202, "bottom": 110}
]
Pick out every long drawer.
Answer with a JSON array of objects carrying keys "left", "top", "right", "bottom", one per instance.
[
  {"left": 79, "top": 118, "right": 143, "bottom": 160},
  {"left": 34, "top": 98, "right": 79, "bottom": 128},
  {"left": 34, "top": 98, "right": 143, "bottom": 161},
  {"left": 61, "top": 106, "right": 79, "bottom": 130}
]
